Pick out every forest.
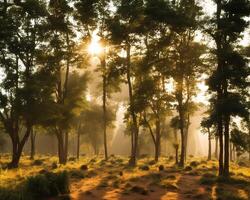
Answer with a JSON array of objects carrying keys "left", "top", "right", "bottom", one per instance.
[{"left": 0, "top": 0, "right": 250, "bottom": 199}]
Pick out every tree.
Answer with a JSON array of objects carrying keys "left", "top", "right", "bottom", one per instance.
[
  {"left": 206, "top": 0, "right": 250, "bottom": 177},
  {"left": 74, "top": 0, "right": 121, "bottom": 160},
  {"left": 108, "top": 0, "right": 145, "bottom": 166},
  {"left": 0, "top": 0, "right": 49, "bottom": 168},
  {"left": 134, "top": 76, "right": 172, "bottom": 162},
  {"left": 37, "top": 0, "right": 89, "bottom": 164},
  {"left": 170, "top": 116, "right": 180, "bottom": 164},
  {"left": 80, "top": 103, "right": 116, "bottom": 155},
  {"left": 201, "top": 117, "right": 215, "bottom": 161}
]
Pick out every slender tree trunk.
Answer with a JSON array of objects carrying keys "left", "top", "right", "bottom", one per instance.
[
  {"left": 179, "top": 109, "right": 185, "bottom": 167},
  {"left": 223, "top": 116, "right": 230, "bottom": 177},
  {"left": 215, "top": 136, "right": 218, "bottom": 159},
  {"left": 174, "top": 130, "right": 179, "bottom": 164},
  {"left": 101, "top": 56, "right": 108, "bottom": 160},
  {"left": 154, "top": 118, "right": 161, "bottom": 162},
  {"left": 218, "top": 117, "right": 224, "bottom": 176},
  {"left": 175, "top": 145, "right": 179, "bottom": 165},
  {"left": 76, "top": 126, "right": 80, "bottom": 160},
  {"left": 208, "top": 128, "right": 211, "bottom": 161},
  {"left": 230, "top": 142, "right": 233, "bottom": 162},
  {"left": 30, "top": 128, "right": 36, "bottom": 160},
  {"left": 64, "top": 131, "right": 68, "bottom": 163},
  {"left": 184, "top": 114, "right": 190, "bottom": 161},
  {"left": 179, "top": 130, "right": 185, "bottom": 167},
  {"left": 126, "top": 43, "right": 138, "bottom": 166}
]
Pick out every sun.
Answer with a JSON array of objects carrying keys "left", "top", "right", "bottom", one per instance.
[{"left": 88, "top": 31, "right": 103, "bottom": 55}]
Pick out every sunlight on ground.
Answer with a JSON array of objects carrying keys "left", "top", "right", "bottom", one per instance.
[{"left": 0, "top": 155, "right": 250, "bottom": 200}]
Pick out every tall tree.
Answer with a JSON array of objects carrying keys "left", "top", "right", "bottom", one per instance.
[
  {"left": 0, "top": 0, "right": 48, "bottom": 168},
  {"left": 75, "top": 0, "right": 121, "bottom": 160},
  {"left": 108, "top": 0, "right": 145, "bottom": 166},
  {"left": 206, "top": 0, "right": 250, "bottom": 177}
]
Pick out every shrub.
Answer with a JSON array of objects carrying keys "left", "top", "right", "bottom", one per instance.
[
  {"left": 68, "top": 157, "right": 76, "bottom": 162},
  {"left": 0, "top": 188, "right": 22, "bottom": 200},
  {"left": 69, "top": 169, "right": 85, "bottom": 179},
  {"left": 32, "top": 159, "right": 44, "bottom": 166},
  {"left": 148, "top": 160, "right": 156, "bottom": 165},
  {"left": 200, "top": 173, "right": 216, "bottom": 185},
  {"left": 184, "top": 166, "right": 192, "bottom": 171},
  {"left": 139, "top": 165, "right": 150, "bottom": 171},
  {"left": 80, "top": 164, "right": 88, "bottom": 171},
  {"left": 158, "top": 165, "right": 164, "bottom": 171},
  {"left": 190, "top": 161, "right": 199, "bottom": 167},
  {"left": 25, "top": 171, "right": 69, "bottom": 199},
  {"left": 130, "top": 186, "right": 148, "bottom": 195}
]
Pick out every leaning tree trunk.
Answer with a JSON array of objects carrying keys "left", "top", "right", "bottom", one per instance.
[{"left": 8, "top": 125, "right": 32, "bottom": 168}]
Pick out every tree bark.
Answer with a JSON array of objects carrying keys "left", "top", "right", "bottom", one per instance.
[
  {"left": 8, "top": 125, "right": 32, "bottom": 168},
  {"left": 230, "top": 142, "right": 233, "bottom": 162},
  {"left": 208, "top": 128, "right": 211, "bottom": 161},
  {"left": 223, "top": 116, "right": 230, "bottom": 177},
  {"left": 154, "top": 118, "right": 161, "bottom": 162},
  {"left": 126, "top": 43, "right": 138, "bottom": 166},
  {"left": 76, "top": 124, "right": 81, "bottom": 160},
  {"left": 218, "top": 117, "right": 224, "bottom": 176},
  {"left": 30, "top": 128, "right": 36, "bottom": 160},
  {"left": 215, "top": 136, "right": 218, "bottom": 159},
  {"left": 101, "top": 56, "right": 108, "bottom": 160},
  {"left": 56, "top": 130, "right": 68, "bottom": 164}
]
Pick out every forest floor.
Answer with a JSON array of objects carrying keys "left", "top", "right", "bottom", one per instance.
[{"left": 0, "top": 155, "right": 250, "bottom": 200}]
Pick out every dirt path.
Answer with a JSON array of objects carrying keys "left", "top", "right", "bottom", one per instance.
[{"left": 68, "top": 169, "right": 209, "bottom": 200}]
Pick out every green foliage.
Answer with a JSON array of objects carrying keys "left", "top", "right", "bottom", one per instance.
[{"left": 24, "top": 171, "right": 69, "bottom": 199}]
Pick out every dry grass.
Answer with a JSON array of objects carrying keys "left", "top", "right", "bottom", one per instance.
[{"left": 0, "top": 155, "right": 249, "bottom": 200}]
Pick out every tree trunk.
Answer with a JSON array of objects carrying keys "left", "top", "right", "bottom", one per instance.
[
  {"left": 8, "top": 135, "right": 20, "bottom": 168},
  {"left": 215, "top": 136, "right": 218, "bottom": 159},
  {"left": 208, "top": 128, "right": 211, "bottom": 161},
  {"left": 77, "top": 127, "right": 80, "bottom": 160},
  {"left": 175, "top": 145, "right": 179, "bottom": 165},
  {"left": 57, "top": 130, "right": 68, "bottom": 165},
  {"left": 184, "top": 114, "right": 190, "bottom": 161},
  {"left": 102, "top": 56, "right": 108, "bottom": 161},
  {"left": 218, "top": 117, "right": 224, "bottom": 176},
  {"left": 154, "top": 118, "right": 161, "bottom": 162},
  {"left": 30, "top": 128, "right": 36, "bottom": 160},
  {"left": 179, "top": 130, "right": 185, "bottom": 167},
  {"left": 64, "top": 131, "right": 68, "bottom": 163},
  {"left": 8, "top": 125, "right": 32, "bottom": 168},
  {"left": 230, "top": 142, "right": 233, "bottom": 162},
  {"left": 179, "top": 108, "right": 185, "bottom": 167},
  {"left": 126, "top": 43, "right": 138, "bottom": 166},
  {"left": 223, "top": 116, "right": 230, "bottom": 177}
]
